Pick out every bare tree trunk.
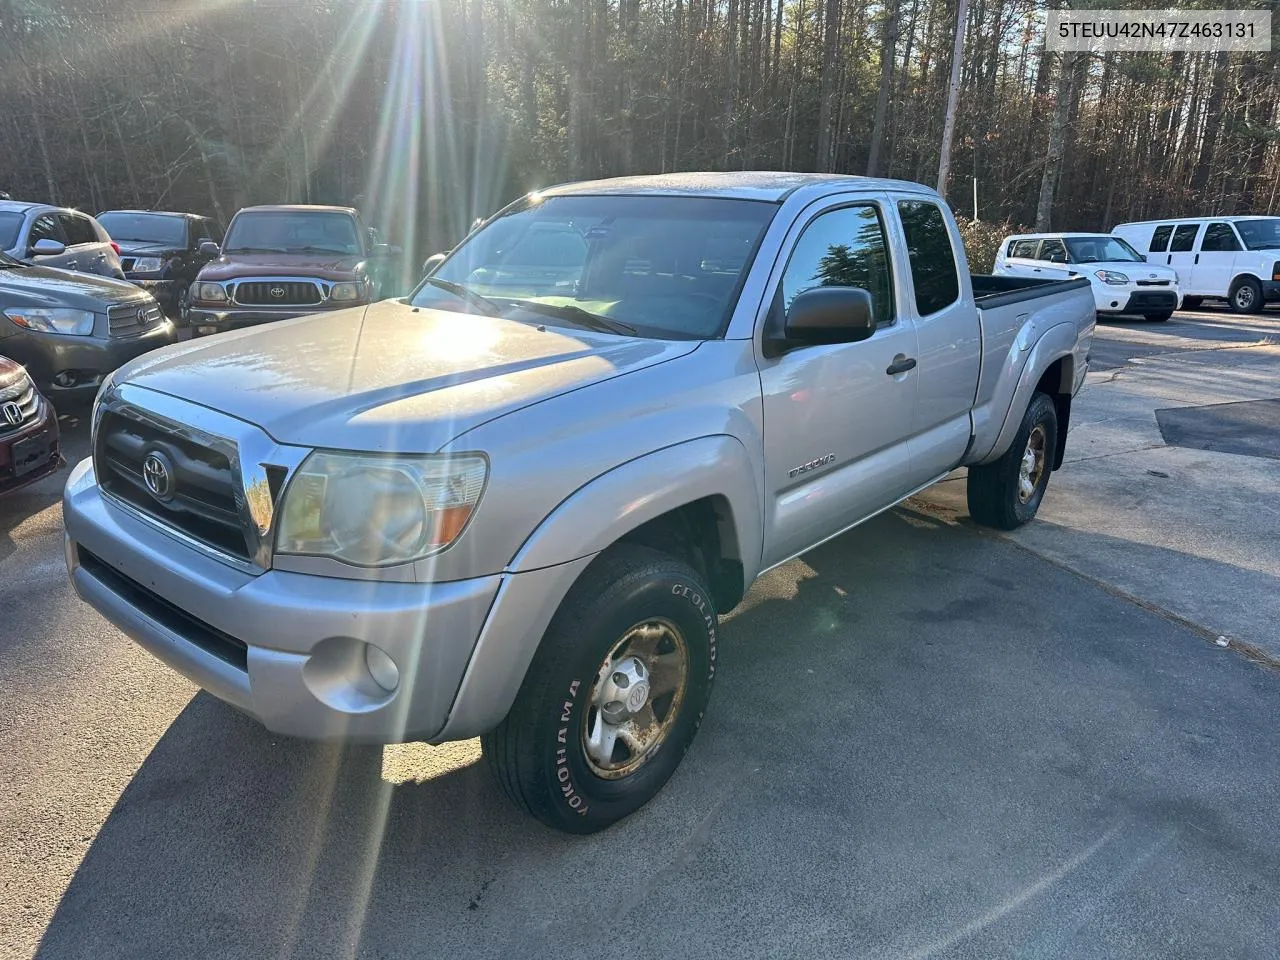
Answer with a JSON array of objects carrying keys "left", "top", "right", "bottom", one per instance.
[
  {"left": 935, "top": 0, "right": 968, "bottom": 197},
  {"left": 866, "top": 0, "right": 899, "bottom": 176},
  {"left": 814, "top": 0, "right": 842, "bottom": 171},
  {"left": 1034, "top": 52, "right": 1079, "bottom": 231}
]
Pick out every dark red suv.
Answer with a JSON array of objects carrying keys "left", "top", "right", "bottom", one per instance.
[{"left": 0, "top": 356, "right": 61, "bottom": 495}]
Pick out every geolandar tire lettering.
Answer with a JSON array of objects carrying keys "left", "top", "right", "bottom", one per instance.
[{"left": 482, "top": 544, "right": 718, "bottom": 834}]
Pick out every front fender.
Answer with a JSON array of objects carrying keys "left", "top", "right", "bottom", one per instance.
[
  {"left": 434, "top": 435, "right": 763, "bottom": 741},
  {"left": 970, "top": 321, "right": 1078, "bottom": 464},
  {"left": 509, "top": 434, "right": 763, "bottom": 582}
]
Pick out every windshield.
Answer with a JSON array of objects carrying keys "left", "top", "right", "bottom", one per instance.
[
  {"left": 0, "top": 211, "right": 23, "bottom": 250},
  {"left": 1065, "top": 236, "right": 1144, "bottom": 263},
  {"left": 411, "top": 195, "right": 776, "bottom": 339},
  {"left": 1234, "top": 218, "right": 1280, "bottom": 251},
  {"left": 223, "top": 210, "right": 362, "bottom": 255},
  {"left": 97, "top": 212, "right": 187, "bottom": 246}
]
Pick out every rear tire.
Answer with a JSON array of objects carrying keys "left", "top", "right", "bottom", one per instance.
[
  {"left": 482, "top": 544, "right": 718, "bottom": 834},
  {"left": 1229, "top": 278, "right": 1264, "bottom": 314},
  {"left": 967, "top": 392, "right": 1059, "bottom": 530},
  {"left": 1144, "top": 311, "right": 1172, "bottom": 323}
]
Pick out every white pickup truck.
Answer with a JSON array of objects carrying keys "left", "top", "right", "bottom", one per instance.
[{"left": 64, "top": 173, "right": 1095, "bottom": 832}]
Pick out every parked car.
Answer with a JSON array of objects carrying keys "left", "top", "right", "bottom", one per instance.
[
  {"left": 0, "top": 355, "right": 61, "bottom": 495},
  {"left": 995, "top": 232, "right": 1180, "bottom": 322},
  {"left": 63, "top": 173, "right": 1095, "bottom": 833},
  {"left": 0, "top": 252, "right": 172, "bottom": 397},
  {"left": 1112, "top": 216, "right": 1280, "bottom": 313},
  {"left": 187, "top": 204, "right": 392, "bottom": 336},
  {"left": 97, "top": 210, "right": 223, "bottom": 324},
  {"left": 0, "top": 200, "right": 125, "bottom": 280}
]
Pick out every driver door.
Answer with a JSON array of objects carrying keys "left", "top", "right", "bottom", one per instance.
[{"left": 757, "top": 198, "right": 920, "bottom": 569}]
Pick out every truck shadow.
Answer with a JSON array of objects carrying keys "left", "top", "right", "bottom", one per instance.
[{"left": 33, "top": 509, "right": 1280, "bottom": 960}]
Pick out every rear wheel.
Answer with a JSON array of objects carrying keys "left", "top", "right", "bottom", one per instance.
[
  {"left": 482, "top": 544, "right": 717, "bottom": 833},
  {"left": 1144, "top": 311, "right": 1172, "bottom": 323},
  {"left": 967, "top": 392, "right": 1058, "bottom": 530},
  {"left": 1229, "top": 278, "right": 1264, "bottom": 314}
]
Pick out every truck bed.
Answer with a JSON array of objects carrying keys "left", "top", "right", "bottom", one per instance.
[{"left": 971, "top": 273, "right": 1091, "bottom": 309}]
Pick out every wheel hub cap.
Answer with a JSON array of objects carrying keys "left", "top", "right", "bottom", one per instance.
[
  {"left": 1018, "top": 425, "right": 1047, "bottom": 503},
  {"left": 582, "top": 619, "right": 689, "bottom": 779}
]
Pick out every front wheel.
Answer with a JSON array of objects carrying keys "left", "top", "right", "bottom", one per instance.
[
  {"left": 482, "top": 544, "right": 718, "bottom": 833},
  {"left": 1144, "top": 311, "right": 1172, "bottom": 323},
  {"left": 1180, "top": 296, "right": 1202, "bottom": 310},
  {"left": 1229, "top": 278, "right": 1264, "bottom": 314},
  {"left": 967, "top": 392, "right": 1059, "bottom": 530}
]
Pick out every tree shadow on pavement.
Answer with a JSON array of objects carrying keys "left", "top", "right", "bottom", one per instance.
[{"left": 34, "top": 511, "right": 1280, "bottom": 960}]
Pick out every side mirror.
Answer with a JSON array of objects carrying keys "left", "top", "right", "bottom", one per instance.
[
  {"left": 421, "top": 252, "right": 448, "bottom": 276},
  {"left": 30, "top": 238, "right": 66, "bottom": 256},
  {"left": 198, "top": 240, "right": 220, "bottom": 257},
  {"left": 767, "top": 287, "right": 877, "bottom": 356}
]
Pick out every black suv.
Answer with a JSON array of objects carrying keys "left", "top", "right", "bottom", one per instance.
[{"left": 97, "top": 211, "right": 223, "bottom": 324}]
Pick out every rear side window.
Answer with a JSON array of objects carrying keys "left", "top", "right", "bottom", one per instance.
[
  {"left": 781, "top": 204, "right": 895, "bottom": 327},
  {"left": 1201, "top": 222, "right": 1241, "bottom": 252},
  {"left": 897, "top": 200, "right": 959, "bottom": 315},
  {"left": 1009, "top": 239, "right": 1038, "bottom": 258},
  {"left": 29, "top": 214, "right": 62, "bottom": 245},
  {"left": 1170, "top": 223, "right": 1200, "bottom": 252},
  {"left": 1039, "top": 239, "right": 1068, "bottom": 263},
  {"left": 59, "top": 213, "right": 98, "bottom": 246},
  {"left": 1149, "top": 225, "right": 1174, "bottom": 252}
]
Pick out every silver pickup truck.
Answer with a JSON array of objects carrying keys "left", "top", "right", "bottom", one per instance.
[{"left": 64, "top": 173, "right": 1094, "bottom": 832}]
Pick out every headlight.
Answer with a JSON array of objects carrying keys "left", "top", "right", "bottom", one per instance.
[
  {"left": 130, "top": 257, "right": 164, "bottom": 273},
  {"left": 276, "top": 452, "right": 488, "bottom": 566},
  {"left": 330, "top": 281, "right": 363, "bottom": 301},
  {"left": 196, "top": 282, "right": 227, "bottom": 302},
  {"left": 3, "top": 307, "right": 96, "bottom": 336},
  {"left": 1095, "top": 270, "right": 1130, "bottom": 285}
]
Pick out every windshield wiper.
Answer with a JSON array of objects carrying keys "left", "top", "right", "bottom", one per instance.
[
  {"left": 295, "top": 245, "right": 354, "bottom": 255},
  {"left": 501, "top": 298, "right": 636, "bottom": 336},
  {"left": 225, "top": 246, "right": 287, "bottom": 254},
  {"left": 421, "top": 277, "right": 503, "bottom": 316}
]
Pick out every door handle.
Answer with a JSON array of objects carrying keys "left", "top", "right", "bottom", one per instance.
[
  {"left": 94, "top": 253, "right": 107, "bottom": 261},
  {"left": 886, "top": 355, "right": 917, "bottom": 376}
]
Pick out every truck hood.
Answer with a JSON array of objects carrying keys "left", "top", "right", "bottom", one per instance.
[
  {"left": 198, "top": 252, "right": 364, "bottom": 281},
  {"left": 117, "top": 240, "right": 184, "bottom": 258},
  {"left": 116, "top": 299, "right": 700, "bottom": 451},
  {"left": 0, "top": 262, "right": 152, "bottom": 309}
]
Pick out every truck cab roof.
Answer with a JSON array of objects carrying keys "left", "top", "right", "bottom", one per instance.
[{"left": 538, "top": 171, "right": 940, "bottom": 204}]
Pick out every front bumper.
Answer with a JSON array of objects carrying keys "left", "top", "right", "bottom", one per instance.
[
  {"left": 63, "top": 458, "right": 508, "bottom": 742},
  {"left": 1, "top": 322, "right": 175, "bottom": 397},
  {"left": 0, "top": 397, "right": 61, "bottom": 495},
  {"left": 1095, "top": 286, "right": 1178, "bottom": 315},
  {"left": 189, "top": 303, "right": 360, "bottom": 336}
]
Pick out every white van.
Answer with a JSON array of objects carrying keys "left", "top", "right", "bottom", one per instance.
[
  {"left": 994, "top": 233, "right": 1180, "bottom": 322},
  {"left": 1112, "top": 217, "right": 1280, "bottom": 314}
]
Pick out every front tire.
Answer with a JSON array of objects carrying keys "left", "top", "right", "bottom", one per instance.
[
  {"left": 1144, "top": 311, "right": 1172, "bottom": 323},
  {"left": 967, "top": 392, "right": 1059, "bottom": 530},
  {"left": 483, "top": 544, "right": 718, "bottom": 833},
  {"left": 1229, "top": 278, "right": 1264, "bottom": 314},
  {"left": 1180, "top": 296, "right": 1202, "bottom": 310}
]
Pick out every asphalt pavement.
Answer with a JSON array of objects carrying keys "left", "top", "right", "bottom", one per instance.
[{"left": 2, "top": 308, "right": 1279, "bottom": 960}]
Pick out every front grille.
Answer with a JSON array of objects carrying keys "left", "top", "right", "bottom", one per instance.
[
  {"left": 233, "top": 281, "right": 322, "bottom": 306},
  {"left": 95, "top": 410, "right": 251, "bottom": 561},
  {"left": 1136, "top": 279, "right": 1172, "bottom": 287},
  {"left": 1126, "top": 290, "right": 1178, "bottom": 310},
  {"left": 78, "top": 548, "right": 249, "bottom": 671},
  {"left": 0, "top": 377, "right": 39, "bottom": 436},
  {"left": 108, "top": 301, "right": 165, "bottom": 338}
]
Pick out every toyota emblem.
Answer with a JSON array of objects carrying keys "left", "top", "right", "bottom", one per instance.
[
  {"left": 137, "top": 307, "right": 148, "bottom": 323},
  {"left": 269, "top": 286, "right": 286, "bottom": 298},
  {"left": 1, "top": 401, "right": 21, "bottom": 427},
  {"left": 142, "top": 451, "right": 175, "bottom": 501}
]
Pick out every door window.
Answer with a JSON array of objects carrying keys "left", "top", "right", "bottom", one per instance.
[
  {"left": 1149, "top": 225, "right": 1174, "bottom": 252},
  {"left": 59, "top": 213, "right": 98, "bottom": 246},
  {"left": 28, "top": 214, "right": 62, "bottom": 246},
  {"left": 1009, "top": 239, "right": 1039, "bottom": 258},
  {"left": 1170, "top": 224, "right": 1200, "bottom": 252},
  {"left": 898, "top": 200, "right": 959, "bottom": 315},
  {"left": 1038, "top": 239, "right": 1068, "bottom": 263},
  {"left": 1200, "top": 222, "right": 1241, "bottom": 252},
  {"left": 780, "top": 204, "right": 895, "bottom": 327}
]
